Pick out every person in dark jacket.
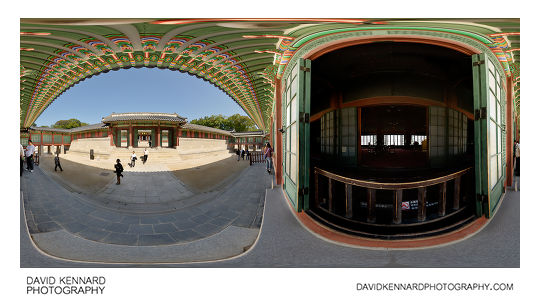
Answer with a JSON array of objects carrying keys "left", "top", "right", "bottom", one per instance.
[
  {"left": 114, "top": 159, "right": 124, "bottom": 185},
  {"left": 54, "top": 154, "right": 63, "bottom": 171}
]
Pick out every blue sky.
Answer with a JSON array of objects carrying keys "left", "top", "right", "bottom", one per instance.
[{"left": 35, "top": 68, "right": 247, "bottom": 127}]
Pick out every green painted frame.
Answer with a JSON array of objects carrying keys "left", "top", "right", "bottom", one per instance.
[
  {"left": 281, "top": 58, "right": 311, "bottom": 211},
  {"left": 472, "top": 53, "right": 507, "bottom": 218}
]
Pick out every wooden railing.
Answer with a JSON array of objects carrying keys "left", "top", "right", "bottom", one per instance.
[
  {"left": 313, "top": 166, "right": 471, "bottom": 224},
  {"left": 249, "top": 151, "right": 265, "bottom": 165}
]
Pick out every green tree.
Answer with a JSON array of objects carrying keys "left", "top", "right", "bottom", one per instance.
[
  {"left": 191, "top": 114, "right": 228, "bottom": 130},
  {"left": 190, "top": 114, "right": 257, "bottom": 132},
  {"left": 51, "top": 118, "right": 89, "bottom": 129},
  {"left": 225, "top": 114, "right": 258, "bottom": 132}
]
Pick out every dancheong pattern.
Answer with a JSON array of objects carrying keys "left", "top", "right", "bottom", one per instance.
[{"left": 20, "top": 19, "right": 520, "bottom": 129}]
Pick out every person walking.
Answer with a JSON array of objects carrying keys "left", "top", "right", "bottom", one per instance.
[
  {"left": 246, "top": 149, "right": 250, "bottom": 162},
  {"left": 54, "top": 153, "right": 63, "bottom": 172},
  {"left": 241, "top": 148, "right": 245, "bottom": 160},
  {"left": 263, "top": 142, "right": 273, "bottom": 174},
  {"left": 236, "top": 149, "right": 240, "bottom": 161},
  {"left": 114, "top": 159, "right": 124, "bottom": 185},
  {"left": 130, "top": 151, "right": 137, "bottom": 167},
  {"left": 143, "top": 148, "right": 148, "bottom": 164},
  {"left": 25, "top": 140, "right": 36, "bottom": 173}
]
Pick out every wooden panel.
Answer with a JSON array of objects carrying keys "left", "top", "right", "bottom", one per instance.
[
  {"left": 418, "top": 187, "right": 427, "bottom": 222},
  {"left": 345, "top": 184, "right": 353, "bottom": 218},
  {"left": 453, "top": 176, "right": 461, "bottom": 210},
  {"left": 393, "top": 189, "right": 403, "bottom": 224},
  {"left": 438, "top": 182, "right": 447, "bottom": 217},
  {"left": 367, "top": 188, "right": 376, "bottom": 223},
  {"left": 328, "top": 178, "right": 333, "bottom": 212}
]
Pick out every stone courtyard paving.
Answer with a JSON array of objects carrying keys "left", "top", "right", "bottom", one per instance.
[{"left": 21, "top": 161, "right": 270, "bottom": 262}]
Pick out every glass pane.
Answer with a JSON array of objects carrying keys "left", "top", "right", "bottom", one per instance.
[
  {"left": 498, "top": 125, "right": 502, "bottom": 153},
  {"left": 291, "top": 75, "right": 298, "bottom": 98},
  {"left": 489, "top": 121, "right": 497, "bottom": 156},
  {"left": 488, "top": 59, "right": 495, "bottom": 75},
  {"left": 490, "top": 156, "right": 498, "bottom": 189},
  {"left": 290, "top": 122, "right": 297, "bottom": 155},
  {"left": 489, "top": 92, "right": 497, "bottom": 120},
  {"left": 498, "top": 153, "right": 502, "bottom": 180},
  {"left": 286, "top": 153, "right": 291, "bottom": 176},
  {"left": 290, "top": 153, "right": 297, "bottom": 184},
  {"left": 498, "top": 101, "right": 502, "bottom": 124},
  {"left": 489, "top": 73, "right": 496, "bottom": 93},
  {"left": 286, "top": 127, "right": 290, "bottom": 152},
  {"left": 291, "top": 96, "right": 297, "bottom": 124}
]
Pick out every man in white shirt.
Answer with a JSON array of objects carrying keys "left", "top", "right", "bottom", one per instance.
[
  {"left": 25, "top": 140, "right": 36, "bottom": 172},
  {"left": 130, "top": 151, "right": 137, "bottom": 167},
  {"left": 143, "top": 148, "right": 148, "bottom": 164}
]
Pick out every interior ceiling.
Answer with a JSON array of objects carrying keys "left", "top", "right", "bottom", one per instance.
[
  {"left": 313, "top": 42, "right": 472, "bottom": 83},
  {"left": 20, "top": 18, "right": 520, "bottom": 130}
]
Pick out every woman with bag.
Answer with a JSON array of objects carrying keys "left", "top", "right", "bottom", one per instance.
[{"left": 263, "top": 142, "right": 273, "bottom": 174}]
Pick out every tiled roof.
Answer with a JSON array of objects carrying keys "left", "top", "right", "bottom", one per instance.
[
  {"left": 102, "top": 112, "right": 186, "bottom": 123},
  {"left": 231, "top": 130, "right": 266, "bottom": 137},
  {"left": 70, "top": 123, "right": 108, "bottom": 132},
  {"left": 29, "top": 126, "right": 71, "bottom": 133},
  {"left": 29, "top": 123, "right": 107, "bottom": 133},
  {"left": 182, "top": 123, "right": 232, "bottom": 136}
]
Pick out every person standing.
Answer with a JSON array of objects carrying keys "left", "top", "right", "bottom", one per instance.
[
  {"left": 263, "top": 142, "right": 273, "bottom": 174},
  {"left": 54, "top": 153, "right": 63, "bottom": 172},
  {"left": 246, "top": 149, "right": 250, "bottom": 162},
  {"left": 130, "top": 151, "right": 137, "bottom": 167},
  {"left": 241, "top": 148, "right": 245, "bottom": 160},
  {"left": 20, "top": 144, "right": 24, "bottom": 176},
  {"left": 236, "top": 149, "right": 240, "bottom": 161},
  {"left": 114, "top": 159, "right": 124, "bottom": 185},
  {"left": 143, "top": 148, "right": 148, "bottom": 164},
  {"left": 25, "top": 140, "right": 35, "bottom": 173}
]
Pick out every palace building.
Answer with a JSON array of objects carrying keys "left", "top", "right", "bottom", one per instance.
[
  {"left": 20, "top": 18, "right": 520, "bottom": 239},
  {"left": 20, "top": 112, "right": 267, "bottom": 155}
]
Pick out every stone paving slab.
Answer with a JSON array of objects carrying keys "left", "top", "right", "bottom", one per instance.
[
  {"left": 21, "top": 162, "right": 270, "bottom": 251},
  {"left": 30, "top": 226, "right": 259, "bottom": 263}
]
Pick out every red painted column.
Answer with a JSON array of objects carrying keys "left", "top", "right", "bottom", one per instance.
[
  {"left": 275, "top": 77, "right": 283, "bottom": 185},
  {"left": 157, "top": 123, "right": 161, "bottom": 147},
  {"left": 506, "top": 77, "right": 515, "bottom": 187},
  {"left": 129, "top": 125, "right": 133, "bottom": 147}
]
